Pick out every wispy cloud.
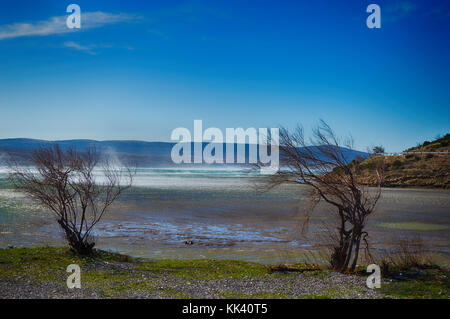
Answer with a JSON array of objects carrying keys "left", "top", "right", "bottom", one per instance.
[
  {"left": 63, "top": 41, "right": 96, "bottom": 55},
  {"left": 63, "top": 41, "right": 133, "bottom": 55},
  {"left": 0, "top": 11, "right": 139, "bottom": 41}
]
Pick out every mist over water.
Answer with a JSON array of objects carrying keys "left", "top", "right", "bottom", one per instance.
[
  {"left": 0, "top": 166, "right": 263, "bottom": 188},
  {"left": 130, "top": 167, "right": 264, "bottom": 188}
]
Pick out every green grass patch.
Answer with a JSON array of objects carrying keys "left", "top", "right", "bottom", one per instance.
[
  {"left": 0, "top": 247, "right": 133, "bottom": 283},
  {"left": 137, "top": 259, "right": 269, "bottom": 280},
  {"left": 0, "top": 246, "right": 87, "bottom": 282},
  {"left": 2, "top": 247, "right": 449, "bottom": 299},
  {"left": 382, "top": 269, "right": 450, "bottom": 298},
  {"left": 82, "top": 269, "right": 174, "bottom": 298}
]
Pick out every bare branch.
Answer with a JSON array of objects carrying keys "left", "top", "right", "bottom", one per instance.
[
  {"left": 256, "top": 121, "right": 384, "bottom": 272},
  {"left": 8, "top": 145, "right": 134, "bottom": 255}
]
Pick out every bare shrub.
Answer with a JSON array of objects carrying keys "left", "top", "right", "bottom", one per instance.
[
  {"left": 258, "top": 121, "right": 384, "bottom": 272},
  {"left": 385, "top": 236, "right": 434, "bottom": 270},
  {"left": 8, "top": 145, "right": 133, "bottom": 256},
  {"left": 380, "top": 259, "right": 391, "bottom": 277}
]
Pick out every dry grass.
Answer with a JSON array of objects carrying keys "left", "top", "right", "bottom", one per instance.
[
  {"left": 380, "top": 236, "right": 435, "bottom": 274},
  {"left": 355, "top": 133, "right": 450, "bottom": 188}
]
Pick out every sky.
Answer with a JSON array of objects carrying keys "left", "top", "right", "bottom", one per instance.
[{"left": 0, "top": 0, "right": 449, "bottom": 152}]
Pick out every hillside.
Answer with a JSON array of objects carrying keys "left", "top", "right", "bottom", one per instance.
[
  {"left": 0, "top": 138, "right": 368, "bottom": 167},
  {"left": 356, "top": 134, "right": 450, "bottom": 188}
]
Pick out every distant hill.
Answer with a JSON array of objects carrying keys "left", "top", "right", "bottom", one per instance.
[
  {"left": 0, "top": 138, "right": 368, "bottom": 167},
  {"left": 0, "top": 138, "right": 175, "bottom": 166},
  {"left": 356, "top": 134, "right": 450, "bottom": 188}
]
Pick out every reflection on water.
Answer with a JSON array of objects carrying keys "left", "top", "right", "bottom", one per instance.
[{"left": 0, "top": 167, "right": 449, "bottom": 264}]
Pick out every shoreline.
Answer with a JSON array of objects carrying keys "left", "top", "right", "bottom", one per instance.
[{"left": 1, "top": 246, "right": 448, "bottom": 299}]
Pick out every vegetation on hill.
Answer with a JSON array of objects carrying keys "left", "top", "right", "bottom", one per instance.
[
  {"left": 354, "top": 134, "right": 450, "bottom": 188},
  {"left": 406, "top": 133, "right": 450, "bottom": 152}
]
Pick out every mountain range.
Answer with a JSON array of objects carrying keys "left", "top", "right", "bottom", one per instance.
[{"left": 0, "top": 138, "right": 369, "bottom": 167}]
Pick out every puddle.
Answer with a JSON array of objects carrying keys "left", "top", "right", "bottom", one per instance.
[{"left": 94, "top": 219, "right": 290, "bottom": 247}]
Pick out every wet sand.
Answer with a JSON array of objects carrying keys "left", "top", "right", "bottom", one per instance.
[{"left": 1, "top": 177, "right": 449, "bottom": 265}]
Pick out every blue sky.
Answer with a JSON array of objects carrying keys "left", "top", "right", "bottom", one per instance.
[{"left": 0, "top": 0, "right": 449, "bottom": 151}]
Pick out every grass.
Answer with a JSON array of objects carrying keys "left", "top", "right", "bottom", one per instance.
[
  {"left": 381, "top": 268, "right": 450, "bottom": 299},
  {"left": 137, "top": 259, "right": 269, "bottom": 280},
  {"left": 0, "top": 247, "right": 271, "bottom": 298},
  {"left": 0, "top": 247, "right": 89, "bottom": 281},
  {"left": 0, "top": 247, "right": 269, "bottom": 281},
  {"left": 0, "top": 246, "right": 448, "bottom": 298}
]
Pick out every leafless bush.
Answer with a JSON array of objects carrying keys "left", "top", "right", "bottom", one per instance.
[
  {"left": 258, "top": 121, "right": 384, "bottom": 272},
  {"left": 383, "top": 236, "right": 434, "bottom": 271},
  {"left": 8, "top": 145, "right": 133, "bottom": 255}
]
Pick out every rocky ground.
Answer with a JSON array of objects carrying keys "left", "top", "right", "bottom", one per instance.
[
  {"left": 0, "top": 247, "right": 447, "bottom": 299},
  {"left": 0, "top": 262, "right": 380, "bottom": 299}
]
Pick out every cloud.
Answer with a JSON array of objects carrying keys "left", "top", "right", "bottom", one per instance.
[
  {"left": 63, "top": 41, "right": 96, "bottom": 54},
  {"left": 63, "top": 41, "right": 119, "bottom": 55},
  {"left": 0, "top": 11, "right": 139, "bottom": 41},
  {"left": 63, "top": 41, "right": 134, "bottom": 55}
]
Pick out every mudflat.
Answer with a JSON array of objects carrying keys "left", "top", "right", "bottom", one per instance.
[{"left": 1, "top": 174, "right": 449, "bottom": 265}]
